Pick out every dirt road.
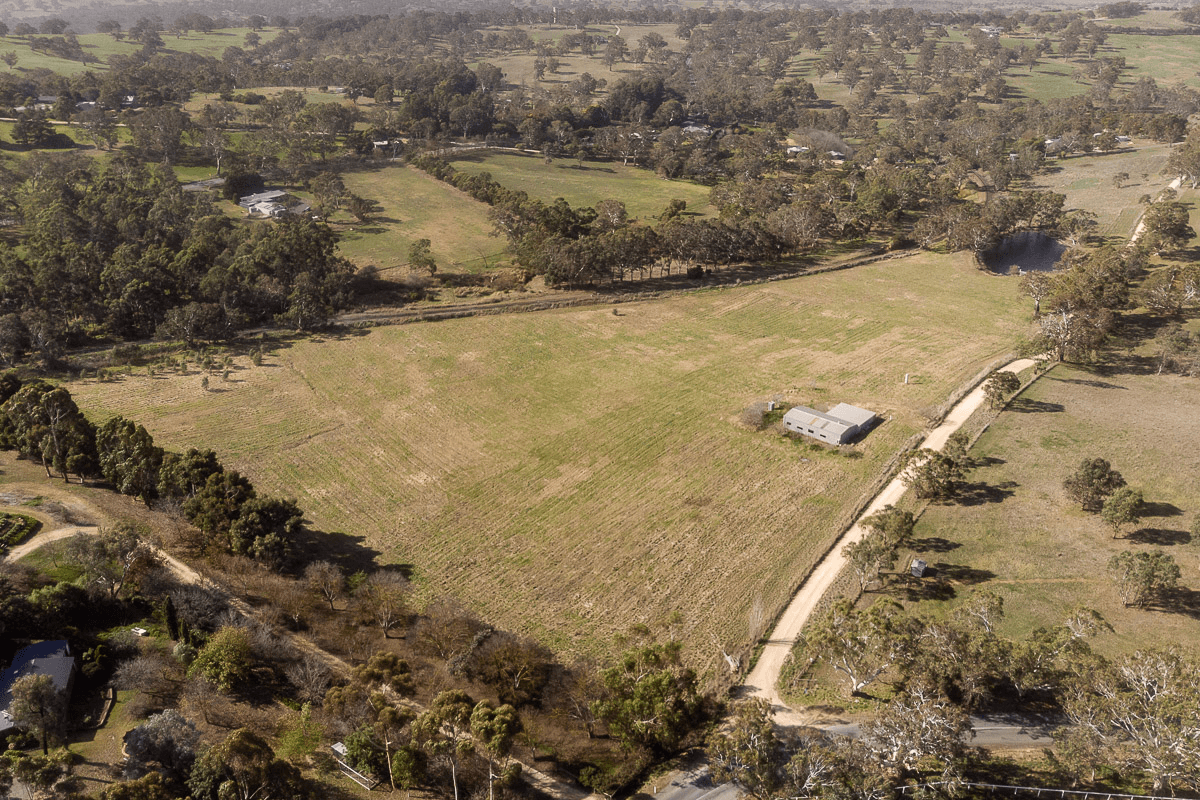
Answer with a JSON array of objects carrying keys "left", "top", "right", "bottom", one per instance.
[
  {"left": 743, "top": 357, "right": 1039, "bottom": 725},
  {"left": 1128, "top": 176, "right": 1184, "bottom": 246},
  {"left": 4, "top": 521, "right": 99, "bottom": 561},
  {"left": 0, "top": 492, "right": 590, "bottom": 800}
]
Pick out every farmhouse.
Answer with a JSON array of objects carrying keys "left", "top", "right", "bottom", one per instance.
[
  {"left": 783, "top": 403, "right": 877, "bottom": 445},
  {"left": 0, "top": 641, "right": 76, "bottom": 738}
]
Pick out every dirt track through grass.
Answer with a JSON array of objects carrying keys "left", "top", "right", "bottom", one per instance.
[{"left": 71, "top": 254, "right": 1027, "bottom": 663}]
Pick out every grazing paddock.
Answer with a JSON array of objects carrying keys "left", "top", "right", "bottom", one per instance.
[
  {"left": 481, "top": 22, "right": 685, "bottom": 87},
  {"left": 903, "top": 363, "right": 1200, "bottom": 656},
  {"left": 446, "top": 149, "right": 715, "bottom": 222},
  {"left": 183, "top": 86, "right": 355, "bottom": 118},
  {"left": 70, "top": 238, "right": 1026, "bottom": 665},
  {"left": 1104, "top": 33, "right": 1200, "bottom": 89},
  {"left": 0, "top": 35, "right": 105, "bottom": 74},
  {"left": 338, "top": 164, "right": 505, "bottom": 274},
  {"left": 1029, "top": 143, "right": 1172, "bottom": 239}
]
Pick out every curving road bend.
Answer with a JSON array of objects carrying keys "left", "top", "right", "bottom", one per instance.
[{"left": 743, "top": 357, "right": 1039, "bottom": 727}]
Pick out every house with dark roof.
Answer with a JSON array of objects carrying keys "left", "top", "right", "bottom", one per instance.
[
  {"left": 783, "top": 403, "right": 878, "bottom": 445},
  {"left": 0, "top": 641, "right": 76, "bottom": 738}
]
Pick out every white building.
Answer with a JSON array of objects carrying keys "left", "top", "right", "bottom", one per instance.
[{"left": 783, "top": 403, "right": 877, "bottom": 445}]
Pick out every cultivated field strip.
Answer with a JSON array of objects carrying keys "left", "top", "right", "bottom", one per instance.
[{"left": 73, "top": 254, "right": 1026, "bottom": 661}]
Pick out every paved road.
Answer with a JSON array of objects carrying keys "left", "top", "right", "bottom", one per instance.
[
  {"left": 655, "top": 714, "right": 1062, "bottom": 800},
  {"left": 655, "top": 766, "right": 741, "bottom": 800},
  {"left": 820, "top": 712, "right": 1062, "bottom": 749},
  {"left": 743, "top": 358, "right": 1038, "bottom": 726}
]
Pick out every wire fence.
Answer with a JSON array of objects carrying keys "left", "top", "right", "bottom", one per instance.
[{"left": 899, "top": 781, "right": 1182, "bottom": 800}]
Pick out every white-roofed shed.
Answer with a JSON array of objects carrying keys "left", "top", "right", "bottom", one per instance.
[{"left": 782, "top": 403, "right": 877, "bottom": 445}]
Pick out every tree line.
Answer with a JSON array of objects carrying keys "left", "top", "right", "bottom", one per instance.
[
  {"left": 0, "top": 154, "right": 353, "bottom": 350},
  {"left": 0, "top": 375, "right": 304, "bottom": 569},
  {"left": 0, "top": 369, "right": 721, "bottom": 796}
]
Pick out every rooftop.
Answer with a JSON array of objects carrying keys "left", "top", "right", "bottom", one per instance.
[
  {"left": 0, "top": 641, "right": 74, "bottom": 734},
  {"left": 238, "top": 190, "right": 287, "bottom": 207}
]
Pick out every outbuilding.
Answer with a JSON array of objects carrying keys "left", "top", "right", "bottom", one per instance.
[{"left": 783, "top": 402, "right": 877, "bottom": 445}]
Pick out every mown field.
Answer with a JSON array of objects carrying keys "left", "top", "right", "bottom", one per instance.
[
  {"left": 904, "top": 361, "right": 1200, "bottom": 656},
  {"left": 338, "top": 164, "right": 504, "bottom": 273},
  {"left": 446, "top": 149, "right": 715, "bottom": 222},
  {"left": 70, "top": 253, "right": 1028, "bottom": 665}
]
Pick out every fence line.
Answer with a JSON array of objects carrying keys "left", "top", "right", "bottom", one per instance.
[{"left": 898, "top": 781, "right": 1179, "bottom": 800}]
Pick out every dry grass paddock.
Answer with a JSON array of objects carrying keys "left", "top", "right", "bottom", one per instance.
[
  {"left": 903, "top": 362, "right": 1200, "bottom": 655},
  {"left": 69, "top": 253, "right": 1028, "bottom": 667}
]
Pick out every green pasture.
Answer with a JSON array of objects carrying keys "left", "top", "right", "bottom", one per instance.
[
  {"left": 338, "top": 164, "right": 503, "bottom": 273},
  {"left": 1094, "top": 9, "right": 1194, "bottom": 29},
  {"left": 482, "top": 22, "right": 685, "bottom": 87},
  {"left": 1030, "top": 142, "right": 1172, "bottom": 238},
  {"left": 482, "top": 50, "right": 637, "bottom": 92},
  {"left": 155, "top": 27, "right": 283, "bottom": 58},
  {"left": 903, "top": 363, "right": 1200, "bottom": 656},
  {"left": 1105, "top": 33, "right": 1200, "bottom": 89},
  {"left": 69, "top": 252, "right": 1029, "bottom": 661},
  {"left": 0, "top": 36, "right": 101, "bottom": 75},
  {"left": 184, "top": 86, "right": 355, "bottom": 117},
  {"left": 0, "top": 27, "right": 281, "bottom": 77},
  {"left": 447, "top": 149, "right": 715, "bottom": 222}
]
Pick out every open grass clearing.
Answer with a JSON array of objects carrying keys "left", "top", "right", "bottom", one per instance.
[
  {"left": 338, "top": 164, "right": 505, "bottom": 273},
  {"left": 900, "top": 361, "right": 1200, "bottom": 656},
  {"left": 1095, "top": 10, "right": 1195, "bottom": 29},
  {"left": 69, "top": 253, "right": 1028, "bottom": 664},
  {"left": 446, "top": 149, "right": 715, "bottom": 222},
  {"left": 18, "top": 539, "right": 84, "bottom": 583},
  {"left": 481, "top": 22, "right": 683, "bottom": 88},
  {"left": 1029, "top": 143, "right": 1172, "bottom": 239},
  {"left": 1105, "top": 33, "right": 1200, "bottom": 89},
  {"left": 69, "top": 689, "right": 140, "bottom": 794},
  {"left": 0, "top": 37, "right": 101, "bottom": 75},
  {"left": 183, "top": 86, "right": 358, "bottom": 119}
]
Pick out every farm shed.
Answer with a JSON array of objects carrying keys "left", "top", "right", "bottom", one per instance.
[{"left": 783, "top": 403, "right": 877, "bottom": 445}]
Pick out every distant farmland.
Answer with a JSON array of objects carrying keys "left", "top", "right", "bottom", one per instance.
[
  {"left": 71, "top": 253, "right": 1028, "bottom": 666},
  {"left": 446, "top": 149, "right": 715, "bottom": 222}
]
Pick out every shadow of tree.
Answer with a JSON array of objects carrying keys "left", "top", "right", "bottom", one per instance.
[
  {"left": 954, "top": 481, "right": 1017, "bottom": 506},
  {"left": 1055, "top": 377, "right": 1127, "bottom": 390},
  {"left": 1141, "top": 501, "right": 1184, "bottom": 518},
  {"left": 1007, "top": 398, "right": 1065, "bottom": 413},
  {"left": 971, "top": 455, "right": 1007, "bottom": 468},
  {"left": 935, "top": 563, "right": 996, "bottom": 585},
  {"left": 910, "top": 536, "right": 962, "bottom": 553},
  {"left": 288, "top": 525, "right": 392, "bottom": 577},
  {"left": 1125, "top": 527, "right": 1191, "bottom": 546},
  {"left": 899, "top": 578, "right": 956, "bottom": 602},
  {"left": 561, "top": 164, "right": 616, "bottom": 173},
  {"left": 1158, "top": 587, "right": 1200, "bottom": 618}
]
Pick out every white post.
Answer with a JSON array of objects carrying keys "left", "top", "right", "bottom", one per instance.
[{"left": 904, "top": 373, "right": 909, "bottom": 384}]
